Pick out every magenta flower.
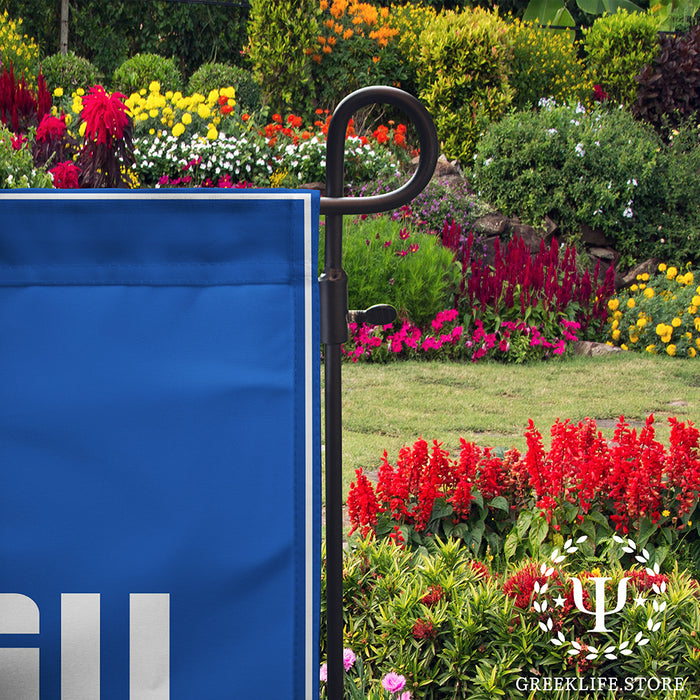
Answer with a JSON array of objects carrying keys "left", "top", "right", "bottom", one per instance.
[
  {"left": 49, "top": 161, "right": 81, "bottom": 189},
  {"left": 343, "top": 648, "right": 356, "bottom": 671},
  {"left": 80, "top": 85, "right": 130, "bottom": 144},
  {"left": 382, "top": 672, "right": 407, "bottom": 694}
]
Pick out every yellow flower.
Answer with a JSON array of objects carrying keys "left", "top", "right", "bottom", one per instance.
[
  {"left": 172, "top": 122, "right": 185, "bottom": 137},
  {"left": 149, "top": 80, "right": 161, "bottom": 93},
  {"left": 644, "top": 287, "right": 654, "bottom": 299},
  {"left": 667, "top": 266, "right": 678, "bottom": 279},
  {"left": 689, "top": 347, "right": 697, "bottom": 358},
  {"left": 690, "top": 305, "right": 698, "bottom": 315},
  {"left": 636, "top": 318, "right": 647, "bottom": 328},
  {"left": 612, "top": 319, "right": 619, "bottom": 330},
  {"left": 658, "top": 263, "right": 667, "bottom": 272},
  {"left": 79, "top": 122, "right": 87, "bottom": 137},
  {"left": 693, "top": 295, "right": 700, "bottom": 306},
  {"left": 621, "top": 343, "right": 628, "bottom": 350},
  {"left": 76, "top": 88, "right": 85, "bottom": 96},
  {"left": 630, "top": 284, "right": 638, "bottom": 291},
  {"left": 197, "top": 103, "right": 211, "bottom": 120},
  {"left": 614, "top": 310, "right": 623, "bottom": 321},
  {"left": 672, "top": 317, "right": 682, "bottom": 327},
  {"left": 646, "top": 344, "right": 657, "bottom": 354},
  {"left": 667, "top": 344, "right": 676, "bottom": 356},
  {"left": 627, "top": 298, "right": 635, "bottom": 309},
  {"left": 656, "top": 323, "right": 668, "bottom": 335},
  {"left": 53, "top": 86, "right": 63, "bottom": 97},
  {"left": 612, "top": 329, "right": 621, "bottom": 341},
  {"left": 641, "top": 272, "right": 650, "bottom": 281},
  {"left": 662, "top": 509, "right": 670, "bottom": 517},
  {"left": 608, "top": 298, "right": 619, "bottom": 311},
  {"left": 206, "top": 125, "right": 218, "bottom": 140},
  {"left": 182, "top": 112, "right": 192, "bottom": 125}
]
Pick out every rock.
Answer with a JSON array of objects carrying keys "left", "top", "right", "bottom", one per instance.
[
  {"left": 580, "top": 224, "right": 610, "bottom": 246},
  {"left": 621, "top": 259, "right": 657, "bottom": 287},
  {"left": 433, "top": 153, "right": 462, "bottom": 179},
  {"left": 510, "top": 217, "right": 547, "bottom": 253},
  {"left": 472, "top": 213, "right": 508, "bottom": 237},
  {"left": 588, "top": 246, "right": 616, "bottom": 260},
  {"left": 572, "top": 341, "right": 622, "bottom": 356}
]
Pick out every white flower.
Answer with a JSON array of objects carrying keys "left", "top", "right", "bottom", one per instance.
[
  {"left": 623, "top": 207, "right": 634, "bottom": 218},
  {"left": 575, "top": 142, "right": 585, "bottom": 157},
  {"left": 483, "top": 157, "right": 493, "bottom": 167},
  {"left": 547, "top": 128, "right": 558, "bottom": 137}
]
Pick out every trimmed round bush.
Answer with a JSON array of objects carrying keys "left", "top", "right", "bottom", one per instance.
[
  {"left": 111, "top": 53, "right": 182, "bottom": 96},
  {"left": 186, "top": 62, "right": 261, "bottom": 112},
  {"left": 40, "top": 51, "right": 102, "bottom": 94}
]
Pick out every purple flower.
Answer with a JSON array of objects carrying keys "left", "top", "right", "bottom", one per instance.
[{"left": 382, "top": 672, "right": 407, "bottom": 694}]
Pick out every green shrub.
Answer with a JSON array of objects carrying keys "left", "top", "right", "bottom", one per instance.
[
  {"left": 186, "top": 62, "right": 261, "bottom": 113},
  {"left": 322, "top": 216, "right": 460, "bottom": 328},
  {"left": 111, "top": 53, "right": 182, "bottom": 96},
  {"left": 507, "top": 19, "right": 592, "bottom": 109},
  {"left": 40, "top": 51, "right": 102, "bottom": 94},
  {"left": 309, "top": 0, "right": 409, "bottom": 112},
  {"left": 0, "top": 9, "right": 39, "bottom": 84},
  {"left": 0, "top": 124, "right": 52, "bottom": 187},
  {"left": 245, "top": 0, "right": 317, "bottom": 117},
  {"left": 633, "top": 23, "right": 700, "bottom": 133},
  {"left": 471, "top": 101, "right": 663, "bottom": 262},
  {"left": 582, "top": 9, "right": 661, "bottom": 105},
  {"left": 322, "top": 537, "right": 700, "bottom": 699},
  {"left": 416, "top": 8, "right": 513, "bottom": 165}
]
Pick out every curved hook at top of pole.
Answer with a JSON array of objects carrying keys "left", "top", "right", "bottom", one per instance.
[{"left": 319, "top": 86, "right": 439, "bottom": 216}]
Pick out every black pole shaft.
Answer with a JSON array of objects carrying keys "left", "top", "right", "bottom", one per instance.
[{"left": 319, "top": 86, "right": 438, "bottom": 700}]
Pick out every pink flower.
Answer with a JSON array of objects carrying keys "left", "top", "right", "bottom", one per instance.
[
  {"left": 343, "top": 648, "right": 356, "bottom": 671},
  {"left": 36, "top": 114, "right": 67, "bottom": 143},
  {"left": 49, "top": 161, "right": 81, "bottom": 189},
  {"left": 382, "top": 672, "right": 407, "bottom": 694},
  {"left": 319, "top": 664, "right": 327, "bottom": 682},
  {"left": 398, "top": 693, "right": 411, "bottom": 700},
  {"left": 80, "top": 85, "right": 130, "bottom": 144}
]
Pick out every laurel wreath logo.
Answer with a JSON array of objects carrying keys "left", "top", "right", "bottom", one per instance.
[{"left": 533, "top": 535, "right": 667, "bottom": 660}]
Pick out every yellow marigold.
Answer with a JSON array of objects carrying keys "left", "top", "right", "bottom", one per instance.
[
  {"left": 667, "top": 344, "right": 677, "bottom": 356},
  {"left": 172, "top": 122, "right": 185, "bottom": 137},
  {"left": 693, "top": 295, "right": 700, "bottom": 306},
  {"left": 667, "top": 266, "right": 678, "bottom": 279},
  {"left": 690, "top": 347, "right": 697, "bottom": 358},
  {"left": 662, "top": 509, "right": 670, "bottom": 517},
  {"left": 621, "top": 343, "right": 628, "bottom": 350},
  {"left": 206, "top": 125, "right": 218, "bottom": 140},
  {"left": 53, "top": 87, "right": 63, "bottom": 97},
  {"left": 644, "top": 287, "right": 655, "bottom": 299},
  {"left": 636, "top": 318, "right": 647, "bottom": 328},
  {"left": 672, "top": 317, "right": 682, "bottom": 327},
  {"left": 641, "top": 272, "right": 650, "bottom": 281},
  {"left": 612, "top": 319, "right": 619, "bottom": 330},
  {"left": 656, "top": 323, "right": 669, "bottom": 336},
  {"left": 695, "top": 317, "right": 700, "bottom": 332},
  {"left": 320, "top": 0, "right": 328, "bottom": 9},
  {"left": 608, "top": 298, "right": 619, "bottom": 311},
  {"left": 646, "top": 344, "right": 657, "bottom": 354},
  {"left": 631, "top": 284, "right": 638, "bottom": 291},
  {"left": 612, "top": 329, "right": 621, "bottom": 341},
  {"left": 627, "top": 298, "right": 635, "bottom": 309},
  {"left": 658, "top": 263, "right": 667, "bottom": 272},
  {"left": 690, "top": 305, "right": 698, "bottom": 315},
  {"left": 629, "top": 333, "right": 639, "bottom": 343},
  {"left": 614, "top": 310, "right": 623, "bottom": 320},
  {"left": 149, "top": 80, "right": 161, "bottom": 93},
  {"left": 197, "top": 104, "right": 211, "bottom": 120}
]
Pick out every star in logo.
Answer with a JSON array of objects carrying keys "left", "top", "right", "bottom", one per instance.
[
  {"left": 634, "top": 595, "right": 647, "bottom": 607},
  {"left": 553, "top": 594, "right": 567, "bottom": 607}
]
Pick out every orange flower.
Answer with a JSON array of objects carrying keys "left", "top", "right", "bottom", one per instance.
[
  {"left": 322, "top": 45, "right": 332, "bottom": 53},
  {"left": 327, "top": 35, "right": 337, "bottom": 46},
  {"left": 320, "top": 0, "right": 328, "bottom": 9},
  {"left": 241, "top": 113, "right": 250, "bottom": 121},
  {"left": 330, "top": 0, "right": 348, "bottom": 18},
  {"left": 343, "top": 28, "right": 354, "bottom": 39}
]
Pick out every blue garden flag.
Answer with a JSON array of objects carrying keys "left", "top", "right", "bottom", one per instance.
[{"left": 0, "top": 190, "right": 321, "bottom": 700}]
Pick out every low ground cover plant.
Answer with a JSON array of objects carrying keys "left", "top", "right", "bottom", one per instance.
[
  {"left": 606, "top": 263, "right": 700, "bottom": 357},
  {"left": 321, "top": 536, "right": 700, "bottom": 699}
]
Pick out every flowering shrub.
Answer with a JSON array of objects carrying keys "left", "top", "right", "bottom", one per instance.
[
  {"left": 606, "top": 263, "right": 700, "bottom": 358},
  {"left": 347, "top": 414, "right": 700, "bottom": 568},
  {"left": 0, "top": 123, "right": 52, "bottom": 188},
  {"left": 471, "top": 100, "right": 663, "bottom": 263},
  {"left": 0, "top": 10, "right": 40, "bottom": 85},
  {"left": 311, "top": 0, "right": 409, "bottom": 111},
  {"left": 321, "top": 537, "right": 700, "bottom": 700},
  {"left": 454, "top": 227, "right": 615, "bottom": 343}
]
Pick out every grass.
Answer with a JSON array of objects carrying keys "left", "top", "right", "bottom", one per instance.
[{"left": 325, "top": 353, "right": 700, "bottom": 498}]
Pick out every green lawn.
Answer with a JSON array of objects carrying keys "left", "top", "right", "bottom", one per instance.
[{"left": 325, "top": 353, "right": 700, "bottom": 497}]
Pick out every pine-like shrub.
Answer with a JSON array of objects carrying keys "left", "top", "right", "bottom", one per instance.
[
  {"left": 186, "top": 62, "right": 261, "bottom": 113},
  {"left": 245, "top": 0, "right": 317, "bottom": 117},
  {"left": 416, "top": 8, "right": 513, "bottom": 165},
  {"left": 508, "top": 20, "right": 592, "bottom": 110},
  {"left": 111, "top": 53, "right": 182, "bottom": 96},
  {"left": 633, "top": 23, "right": 700, "bottom": 133},
  {"left": 582, "top": 9, "right": 660, "bottom": 105},
  {"left": 40, "top": 52, "right": 102, "bottom": 94}
]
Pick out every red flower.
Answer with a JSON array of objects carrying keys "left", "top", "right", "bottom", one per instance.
[
  {"left": 36, "top": 114, "right": 67, "bottom": 143},
  {"left": 49, "top": 161, "right": 81, "bottom": 189},
  {"left": 412, "top": 618, "right": 436, "bottom": 640},
  {"left": 347, "top": 468, "right": 380, "bottom": 537},
  {"left": 80, "top": 86, "right": 130, "bottom": 144}
]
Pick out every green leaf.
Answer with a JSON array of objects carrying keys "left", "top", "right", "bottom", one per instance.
[
  {"left": 602, "top": 0, "right": 643, "bottom": 11},
  {"left": 529, "top": 515, "right": 549, "bottom": 552},
  {"left": 504, "top": 529, "right": 519, "bottom": 560},
  {"left": 638, "top": 516, "right": 658, "bottom": 548},
  {"left": 576, "top": 0, "right": 605, "bottom": 13},
  {"left": 489, "top": 495, "right": 509, "bottom": 512},
  {"left": 517, "top": 510, "right": 534, "bottom": 539},
  {"left": 523, "top": 0, "right": 570, "bottom": 23}
]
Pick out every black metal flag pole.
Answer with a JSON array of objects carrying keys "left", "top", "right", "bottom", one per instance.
[{"left": 319, "top": 86, "right": 438, "bottom": 700}]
